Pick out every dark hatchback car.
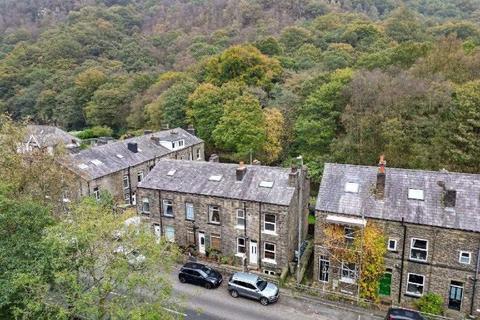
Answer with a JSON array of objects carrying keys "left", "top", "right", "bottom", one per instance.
[
  {"left": 385, "top": 308, "right": 425, "bottom": 320},
  {"left": 178, "top": 262, "right": 223, "bottom": 289}
]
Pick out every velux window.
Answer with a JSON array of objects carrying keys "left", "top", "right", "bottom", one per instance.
[{"left": 410, "top": 238, "right": 428, "bottom": 262}]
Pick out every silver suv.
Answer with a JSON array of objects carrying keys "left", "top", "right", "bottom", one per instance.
[{"left": 228, "top": 272, "right": 279, "bottom": 305}]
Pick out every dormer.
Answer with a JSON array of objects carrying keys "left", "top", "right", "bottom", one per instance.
[{"left": 160, "top": 139, "right": 185, "bottom": 151}]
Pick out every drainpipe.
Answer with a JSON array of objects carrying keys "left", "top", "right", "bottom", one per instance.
[
  {"left": 127, "top": 166, "right": 133, "bottom": 205},
  {"left": 259, "top": 202, "right": 262, "bottom": 270},
  {"left": 158, "top": 190, "right": 163, "bottom": 237},
  {"left": 398, "top": 217, "right": 407, "bottom": 304},
  {"left": 244, "top": 201, "right": 248, "bottom": 270},
  {"left": 470, "top": 240, "right": 480, "bottom": 316},
  {"left": 87, "top": 181, "right": 91, "bottom": 197},
  {"left": 297, "top": 156, "right": 304, "bottom": 283}
]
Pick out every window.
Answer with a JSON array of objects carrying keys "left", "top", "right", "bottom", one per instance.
[
  {"left": 459, "top": 251, "right": 471, "bottom": 264},
  {"left": 341, "top": 262, "right": 357, "bottom": 283},
  {"left": 185, "top": 203, "right": 195, "bottom": 221},
  {"left": 259, "top": 181, "right": 274, "bottom": 188},
  {"left": 211, "top": 233, "right": 221, "bottom": 250},
  {"left": 264, "top": 270, "right": 276, "bottom": 276},
  {"left": 153, "top": 223, "right": 161, "bottom": 238},
  {"left": 142, "top": 198, "right": 150, "bottom": 213},
  {"left": 236, "top": 209, "right": 245, "bottom": 228},
  {"left": 344, "top": 182, "right": 359, "bottom": 193},
  {"left": 163, "top": 200, "right": 173, "bottom": 217},
  {"left": 178, "top": 140, "right": 184, "bottom": 147},
  {"left": 186, "top": 228, "right": 195, "bottom": 245},
  {"left": 123, "top": 175, "right": 129, "bottom": 189},
  {"left": 93, "top": 187, "right": 100, "bottom": 200},
  {"left": 264, "top": 242, "right": 276, "bottom": 261},
  {"left": 137, "top": 171, "right": 144, "bottom": 183},
  {"left": 208, "top": 175, "right": 222, "bottom": 182},
  {"left": 196, "top": 148, "right": 201, "bottom": 160},
  {"left": 410, "top": 238, "right": 428, "bottom": 262},
  {"left": 124, "top": 193, "right": 130, "bottom": 204},
  {"left": 237, "top": 237, "right": 246, "bottom": 255},
  {"left": 209, "top": 205, "right": 220, "bottom": 224},
  {"left": 167, "top": 169, "right": 176, "bottom": 176},
  {"left": 264, "top": 214, "right": 276, "bottom": 233},
  {"left": 408, "top": 189, "right": 424, "bottom": 200},
  {"left": 319, "top": 255, "right": 330, "bottom": 282},
  {"left": 388, "top": 239, "right": 397, "bottom": 251},
  {"left": 164, "top": 226, "right": 175, "bottom": 242},
  {"left": 344, "top": 227, "right": 355, "bottom": 246},
  {"left": 406, "top": 273, "right": 425, "bottom": 296},
  {"left": 131, "top": 192, "right": 136, "bottom": 205}
]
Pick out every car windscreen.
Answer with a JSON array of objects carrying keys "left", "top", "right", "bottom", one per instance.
[
  {"left": 256, "top": 279, "right": 268, "bottom": 291},
  {"left": 201, "top": 266, "right": 213, "bottom": 276}
]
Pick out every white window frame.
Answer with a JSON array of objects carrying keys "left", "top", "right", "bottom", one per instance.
[
  {"left": 123, "top": 174, "right": 130, "bottom": 189},
  {"left": 410, "top": 238, "right": 428, "bottom": 262},
  {"left": 236, "top": 237, "right": 246, "bottom": 256},
  {"left": 142, "top": 198, "right": 150, "bottom": 213},
  {"left": 208, "top": 205, "right": 221, "bottom": 224},
  {"left": 236, "top": 209, "right": 245, "bottom": 228},
  {"left": 178, "top": 140, "right": 184, "bottom": 148},
  {"left": 263, "top": 242, "right": 276, "bottom": 263},
  {"left": 263, "top": 213, "right": 276, "bottom": 234},
  {"left": 185, "top": 203, "right": 195, "bottom": 221},
  {"left": 340, "top": 262, "right": 357, "bottom": 284},
  {"left": 406, "top": 273, "right": 425, "bottom": 297},
  {"left": 196, "top": 148, "right": 201, "bottom": 160},
  {"left": 388, "top": 239, "right": 397, "bottom": 251},
  {"left": 93, "top": 187, "right": 100, "bottom": 200},
  {"left": 344, "top": 226, "right": 355, "bottom": 245},
  {"left": 319, "top": 255, "right": 330, "bottom": 283},
  {"left": 137, "top": 171, "right": 144, "bottom": 183},
  {"left": 164, "top": 225, "right": 175, "bottom": 242},
  {"left": 459, "top": 251, "right": 471, "bottom": 265},
  {"left": 163, "top": 200, "right": 174, "bottom": 217}
]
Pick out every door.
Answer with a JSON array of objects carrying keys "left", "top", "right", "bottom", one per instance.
[
  {"left": 378, "top": 270, "right": 392, "bottom": 296},
  {"left": 448, "top": 281, "right": 463, "bottom": 311},
  {"left": 250, "top": 240, "right": 258, "bottom": 265},
  {"left": 153, "top": 224, "right": 161, "bottom": 243},
  {"left": 198, "top": 232, "right": 206, "bottom": 254}
]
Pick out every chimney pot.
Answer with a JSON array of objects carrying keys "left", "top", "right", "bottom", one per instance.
[
  {"left": 127, "top": 142, "right": 138, "bottom": 153},
  {"left": 209, "top": 154, "right": 219, "bottom": 163},
  {"left": 252, "top": 159, "right": 261, "bottom": 165}
]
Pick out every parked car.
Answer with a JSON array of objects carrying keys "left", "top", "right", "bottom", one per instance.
[
  {"left": 385, "top": 308, "right": 425, "bottom": 320},
  {"left": 178, "top": 262, "right": 223, "bottom": 289},
  {"left": 227, "top": 272, "right": 279, "bottom": 305}
]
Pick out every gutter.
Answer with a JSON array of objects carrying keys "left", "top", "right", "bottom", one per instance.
[
  {"left": 398, "top": 217, "right": 407, "bottom": 304},
  {"left": 470, "top": 239, "right": 480, "bottom": 316}
]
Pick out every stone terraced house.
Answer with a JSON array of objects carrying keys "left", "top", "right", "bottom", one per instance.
[
  {"left": 137, "top": 159, "right": 310, "bottom": 276},
  {"left": 60, "top": 128, "right": 204, "bottom": 204},
  {"left": 20, "top": 124, "right": 80, "bottom": 154},
  {"left": 314, "top": 162, "right": 480, "bottom": 318}
]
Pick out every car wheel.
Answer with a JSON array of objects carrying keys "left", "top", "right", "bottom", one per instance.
[
  {"left": 179, "top": 276, "right": 187, "bottom": 283},
  {"left": 205, "top": 282, "right": 212, "bottom": 289},
  {"left": 260, "top": 297, "right": 269, "bottom": 306},
  {"left": 230, "top": 290, "right": 239, "bottom": 298}
]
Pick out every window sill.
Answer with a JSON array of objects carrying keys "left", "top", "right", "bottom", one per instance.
[
  {"left": 262, "top": 231, "right": 278, "bottom": 236},
  {"left": 340, "top": 278, "right": 356, "bottom": 284},
  {"left": 408, "top": 258, "right": 428, "bottom": 264},
  {"left": 141, "top": 212, "right": 150, "bottom": 215},
  {"left": 404, "top": 293, "right": 422, "bottom": 299},
  {"left": 185, "top": 218, "right": 195, "bottom": 222},
  {"left": 262, "top": 259, "right": 277, "bottom": 265},
  {"left": 208, "top": 222, "right": 221, "bottom": 226},
  {"left": 235, "top": 253, "right": 246, "bottom": 258},
  {"left": 163, "top": 215, "right": 175, "bottom": 218},
  {"left": 235, "top": 225, "right": 245, "bottom": 230}
]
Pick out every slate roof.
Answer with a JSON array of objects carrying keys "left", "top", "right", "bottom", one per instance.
[
  {"left": 138, "top": 159, "right": 296, "bottom": 206},
  {"left": 316, "top": 163, "right": 480, "bottom": 233},
  {"left": 26, "top": 125, "right": 79, "bottom": 148},
  {"left": 60, "top": 128, "right": 202, "bottom": 181}
]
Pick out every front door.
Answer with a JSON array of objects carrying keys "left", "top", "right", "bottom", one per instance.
[
  {"left": 198, "top": 232, "right": 206, "bottom": 254},
  {"left": 448, "top": 281, "right": 463, "bottom": 311},
  {"left": 379, "top": 269, "right": 392, "bottom": 296},
  {"left": 250, "top": 240, "right": 258, "bottom": 265}
]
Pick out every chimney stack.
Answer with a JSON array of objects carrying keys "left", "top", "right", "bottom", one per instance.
[
  {"left": 127, "top": 142, "right": 138, "bottom": 153},
  {"left": 186, "top": 125, "right": 196, "bottom": 136},
  {"left": 252, "top": 159, "right": 261, "bottom": 165},
  {"left": 150, "top": 136, "right": 160, "bottom": 145},
  {"left": 144, "top": 130, "right": 153, "bottom": 135},
  {"left": 236, "top": 161, "right": 247, "bottom": 181},
  {"left": 376, "top": 155, "right": 386, "bottom": 199},
  {"left": 288, "top": 165, "right": 299, "bottom": 187},
  {"left": 209, "top": 154, "right": 219, "bottom": 163}
]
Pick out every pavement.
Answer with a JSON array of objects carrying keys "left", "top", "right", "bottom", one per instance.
[{"left": 170, "top": 267, "right": 384, "bottom": 320}]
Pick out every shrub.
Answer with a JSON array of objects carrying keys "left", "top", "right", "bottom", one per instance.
[
  {"left": 415, "top": 293, "right": 444, "bottom": 316},
  {"left": 76, "top": 126, "right": 113, "bottom": 139}
]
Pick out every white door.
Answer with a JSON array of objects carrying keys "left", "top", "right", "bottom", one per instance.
[
  {"left": 153, "top": 224, "right": 161, "bottom": 244},
  {"left": 198, "top": 232, "right": 206, "bottom": 254},
  {"left": 250, "top": 240, "right": 258, "bottom": 265}
]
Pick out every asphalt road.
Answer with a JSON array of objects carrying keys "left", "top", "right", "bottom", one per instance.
[{"left": 171, "top": 269, "right": 382, "bottom": 320}]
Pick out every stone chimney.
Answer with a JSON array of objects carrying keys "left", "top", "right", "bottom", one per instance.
[
  {"left": 236, "top": 161, "right": 247, "bottom": 181},
  {"left": 186, "top": 125, "right": 196, "bottom": 136},
  {"left": 376, "top": 155, "right": 386, "bottom": 199},
  {"left": 288, "top": 165, "right": 299, "bottom": 187},
  {"left": 209, "top": 154, "right": 219, "bottom": 162},
  {"left": 150, "top": 136, "right": 160, "bottom": 145},
  {"left": 127, "top": 142, "right": 138, "bottom": 153},
  {"left": 252, "top": 159, "right": 261, "bottom": 165}
]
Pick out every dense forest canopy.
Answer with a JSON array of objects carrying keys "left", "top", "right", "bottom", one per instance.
[{"left": 1, "top": 0, "right": 480, "bottom": 180}]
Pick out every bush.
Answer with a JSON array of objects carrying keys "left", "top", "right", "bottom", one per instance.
[
  {"left": 76, "top": 126, "right": 113, "bottom": 139},
  {"left": 415, "top": 293, "right": 444, "bottom": 316}
]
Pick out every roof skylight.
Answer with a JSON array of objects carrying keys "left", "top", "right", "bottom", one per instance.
[
  {"left": 78, "top": 163, "right": 88, "bottom": 170},
  {"left": 91, "top": 159, "right": 104, "bottom": 166},
  {"left": 116, "top": 154, "right": 124, "bottom": 159},
  {"left": 259, "top": 181, "right": 274, "bottom": 188},
  {"left": 167, "top": 169, "right": 176, "bottom": 176},
  {"left": 408, "top": 189, "right": 424, "bottom": 200},
  {"left": 209, "top": 175, "right": 223, "bottom": 182},
  {"left": 344, "top": 182, "right": 359, "bottom": 193}
]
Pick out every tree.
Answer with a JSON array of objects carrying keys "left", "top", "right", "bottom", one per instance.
[
  {"left": 213, "top": 93, "right": 266, "bottom": 157},
  {"left": 259, "top": 108, "right": 284, "bottom": 164},
  {"left": 384, "top": 7, "right": 425, "bottom": 42},
  {"left": 279, "top": 26, "right": 312, "bottom": 53}
]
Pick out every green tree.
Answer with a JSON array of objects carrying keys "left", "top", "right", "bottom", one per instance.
[
  {"left": 213, "top": 93, "right": 266, "bottom": 157},
  {"left": 385, "top": 7, "right": 425, "bottom": 42}
]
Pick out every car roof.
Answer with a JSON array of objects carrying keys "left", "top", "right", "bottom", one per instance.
[
  {"left": 183, "top": 262, "right": 207, "bottom": 270},
  {"left": 387, "top": 308, "right": 424, "bottom": 320},
  {"left": 232, "top": 272, "right": 260, "bottom": 283}
]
